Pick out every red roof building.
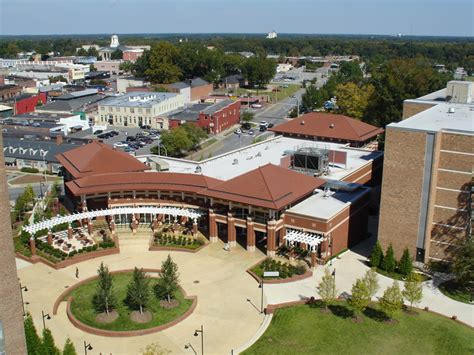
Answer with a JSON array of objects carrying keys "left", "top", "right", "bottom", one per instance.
[{"left": 270, "top": 112, "right": 384, "bottom": 147}]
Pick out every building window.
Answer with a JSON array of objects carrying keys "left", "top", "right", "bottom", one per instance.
[
  {"left": 130, "top": 108, "right": 135, "bottom": 113},
  {"left": 138, "top": 108, "right": 142, "bottom": 113},
  {"left": 146, "top": 108, "right": 151, "bottom": 114}
]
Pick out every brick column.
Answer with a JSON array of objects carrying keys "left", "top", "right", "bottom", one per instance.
[
  {"left": 246, "top": 217, "right": 255, "bottom": 252},
  {"left": 266, "top": 220, "right": 277, "bottom": 257},
  {"left": 87, "top": 219, "right": 93, "bottom": 235},
  {"left": 47, "top": 230, "right": 53, "bottom": 245},
  {"left": 181, "top": 216, "right": 188, "bottom": 225},
  {"left": 152, "top": 217, "right": 158, "bottom": 232},
  {"left": 192, "top": 219, "right": 198, "bottom": 237},
  {"left": 131, "top": 216, "right": 137, "bottom": 234},
  {"left": 67, "top": 224, "right": 73, "bottom": 239},
  {"left": 29, "top": 237, "right": 36, "bottom": 256},
  {"left": 311, "top": 251, "right": 317, "bottom": 268},
  {"left": 209, "top": 209, "right": 217, "bottom": 242},
  {"left": 279, "top": 225, "right": 287, "bottom": 247},
  {"left": 110, "top": 219, "right": 116, "bottom": 236},
  {"left": 227, "top": 213, "right": 236, "bottom": 247}
]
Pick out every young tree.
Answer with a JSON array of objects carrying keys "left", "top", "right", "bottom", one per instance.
[
  {"left": 398, "top": 248, "right": 413, "bottom": 277},
  {"left": 381, "top": 244, "right": 396, "bottom": 273},
  {"left": 62, "top": 338, "right": 77, "bottom": 355},
  {"left": 363, "top": 268, "right": 380, "bottom": 301},
  {"left": 110, "top": 49, "right": 123, "bottom": 60},
  {"left": 92, "top": 262, "right": 116, "bottom": 314},
  {"left": 380, "top": 281, "right": 404, "bottom": 320},
  {"left": 348, "top": 278, "right": 370, "bottom": 320},
  {"left": 42, "top": 328, "right": 60, "bottom": 355},
  {"left": 317, "top": 268, "right": 337, "bottom": 310},
  {"left": 334, "top": 82, "right": 374, "bottom": 119},
  {"left": 452, "top": 238, "right": 474, "bottom": 289},
  {"left": 369, "top": 241, "right": 383, "bottom": 268},
  {"left": 155, "top": 254, "right": 180, "bottom": 303},
  {"left": 24, "top": 313, "right": 41, "bottom": 355},
  {"left": 241, "top": 111, "right": 254, "bottom": 122},
  {"left": 126, "top": 267, "right": 151, "bottom": 314},
  {"left": 402, "top": 272, "right": 423, "bottom": 311}
]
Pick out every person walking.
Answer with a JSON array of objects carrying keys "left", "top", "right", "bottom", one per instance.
[{"left": 75, "top": 267, "right": 79, "bottom": 279}]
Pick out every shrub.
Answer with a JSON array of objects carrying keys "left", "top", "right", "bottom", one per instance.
[
  {"left": 398, "top": 248, "right": 413, "bottom": 277},
  {"left": 381, "top": 244, "right": 396, "bottom": 273},
  {"left": 369, "top": 241, "right": 383, "bottom": 268},
  {"left": 21, "top": 167, "right": 39, "bottom": 173}
]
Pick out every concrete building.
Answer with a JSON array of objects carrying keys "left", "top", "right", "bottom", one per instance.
[
  {"left": 97, "top": 92, "right": 185, "bottom": 129},
  {"left": 0, "top": 134, "right": 27, "bottom": 354},
  {"left": 94, "top": 60, "right": 121, "bottom": 75},
  {"left": 378, "top": 81, "right": 473, "bottom": 262},
  {"left": 168, "top": 99, "right": 241, "bottom": 134},
  {"left": 166, "top": 78, "right": 213, "bottom": 103},
  {"left": 0, "top": 84, "right": 22, "bottom": 101},
  {"left": 117, "top": 77, "right": 149, "bottom": 94}
]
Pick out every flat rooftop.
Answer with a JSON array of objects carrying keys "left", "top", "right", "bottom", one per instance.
[
  {"left": 286, "top": 186, "right": 370, "bottom": 220},
  {"left": 100, "top": 92, "right": 180, "bottom": 108},
  {"left": 138, "top": 136, "right": 383, "bottom": 182},
  {"left": 390, "top": 102, "right": 474, "bottom": 134}
]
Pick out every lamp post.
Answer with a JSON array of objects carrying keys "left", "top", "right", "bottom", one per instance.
[
  {"left": 20, "top": 283, "right": 28, "bottom": 316},
  {"left": 193, "top": 325, "right": 204, "bottom": 355},
  {"left": 39, "top": 182, "right": 45, "bottom": 199},
  {"left": 41, "top": 310, "right": 51, "bottom": 330},
  {"left": 184, "top": 343, "right": 197, "bottom": 355},
  {"left": 258, "top": 280, "right": 264, "bottom": 313},
  {"left": 332, "top": 268, "right": 336, "bottom": 297},
  {"left": 83, "top": 341, "right": 93, "bottom": 355}
]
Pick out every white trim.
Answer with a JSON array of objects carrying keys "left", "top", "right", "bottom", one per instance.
[
  {"left": 432, "top": 222, "right": 466, "bottom": 230},
  {"left": 438, "top": 168, "right": 472, "bottom": 175},
  {"left": 436, "top": 186, "right": 470, "bottom": 194},
  {"left": 433, "top": 205, "right": 467, "bottom": 212},
  {"left": 430, "top": 240, "right": 458, "bottom": 246},
  {"left": 284, "top": 229, "right": 325, "bottom": 251},
  {"left": 440, "top": 149, "right": 474, "bottom": 156}
]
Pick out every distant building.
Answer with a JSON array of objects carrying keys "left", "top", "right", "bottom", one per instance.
[
  {"left": 36, "top": 88, "right": 104, "bottom": 115},
  {"left": 276, "top": 63, "right": 293, "bottom": 73},
  {"left": 0, "top": 84, "right": 22, "bottom": 101},
  {"left": 378, "top": 81, "right": 473, "bottom": 263},
  {"left": 166, "top": 77, "right": 213, "bottom": 103},
  {"left": 168, "top": 99, "right": 241, "bottom": 134},
  {"left": 13, "top": 92, "right": 48, "bottom": 115},
  {"left": 94, "top": 60, "right": 122, "bottom": 75},
  {"left": 266, "top": 30, "right": 278, "bottom": 39},
  {"left": 97, "top": 92, "right": 185, "bottom": 129},
  {"left": 117, "top": 77, "right": 149, "bottom": 93},
  {"left": 222, "top": 74, "right": 246, "bottom": 91},
  {"left": 98, "top": 35, "right": 150, "bottom": 61}
]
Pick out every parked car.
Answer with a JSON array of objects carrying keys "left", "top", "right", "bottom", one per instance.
[
  {"left": 241, "top": 122, "right": 252, "bottom": 130},
  {"left": 113, "top": 142, "right": 128, "bottom": 148},
  {"left": 260, "top": 121, "right": 269, "bottom": 127},
  {"left": 268, "top": 123, "right": 274, "bottom": 128},
  {"left": 251, "top": 103, "right": 263, "bottom": 109},
  {"left": 234, "top": 128, "right": 242, "bottom": 135},
  {"left": 248, "top": 129, "right": 255, "bottom": 135},
  {"left": 126, "top": 136, "right": 136, "bottom": 142}
]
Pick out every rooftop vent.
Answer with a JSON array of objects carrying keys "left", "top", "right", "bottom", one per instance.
[
  {"left": 256, "top": 152, "right": 262, "bottom": 157},
  {"left": 195, "top": 165, "right": 202, "bottom": 173},
  {"left": 232, "top": 159, "right": 238, "bottom": 165},
  {"left": 300, "top": 120, "right": 305, "bottom": 125},
  {"left": 329, "top": 123, "right": 335, "bottom": 128},
  {"left": 448, "top": 107, "right": 455, "bottom": 114}
]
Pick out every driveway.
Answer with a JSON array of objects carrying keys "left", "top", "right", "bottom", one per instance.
[{"left": 18, "top": 232, "right": 266, "bottom": 354}]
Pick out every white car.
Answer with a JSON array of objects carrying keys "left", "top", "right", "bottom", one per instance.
[
  {"left": 113, "top": 142, "right": 128, "bottom": 148},
  {"left": 234, "top": 129, "right": 242, "bottom": 135},
  {"left": 260, "top": 121, "right": 269, "bottom": 127},
  {"left": 251, "top": 103, "right": 263, "bottom": 109}
]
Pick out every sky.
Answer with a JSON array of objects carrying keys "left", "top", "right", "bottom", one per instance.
[{"left": 0, "top": 0, "right": 472, "bottom": 37}]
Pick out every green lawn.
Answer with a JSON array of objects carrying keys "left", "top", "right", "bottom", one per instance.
[
  {"left": 243, "top": 302, "right": 474, "bottom": 355},
  {"left": 439, "top": 279, "right": 472, "bottom": 304},
  {"left": 374, "top": 267, "right": 431, "bottom": 282},
  {"left": 69, "top": 273, "right": 193, "bottom": 331},
  {"left": 228, "top": 84, "right": 300, "bottom": 102}
]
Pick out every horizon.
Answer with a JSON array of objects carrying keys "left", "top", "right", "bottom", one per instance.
[{"left": 0, "top": 0, "right": 473, "bottom": 37}]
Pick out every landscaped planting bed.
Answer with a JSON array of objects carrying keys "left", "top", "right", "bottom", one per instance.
[
  {"left": 251, "top": 258, "right": 307, "bottom": 280},
  {"left": 69, "top": 272, "right": 193, "bottom": 331},
  {"left": 439, "top": 279, "right": 472, "bottom": 304},
  {"left": 153, "top": 232, "right": 204, "bottom": 250}
]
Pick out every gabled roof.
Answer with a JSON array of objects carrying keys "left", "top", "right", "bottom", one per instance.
[
  {"left": 66, "top": 171, "right": 222, "bottom": 196},
  {"left": 270, "top": 112, "right": 384, "bottom": 143},
  {"left": 202, "top": 163, "right": 324, "bottom": 210},
  {"left": 56, "top": 141, "right": 149, "bottom": 179}
]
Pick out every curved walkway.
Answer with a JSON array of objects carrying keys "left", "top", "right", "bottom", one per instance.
[
  {"left": 263, "top": 237, "right": 474, "bottom": 327},
  {"left": 17, "top": 232, "right": 266, "bottom": 354}
]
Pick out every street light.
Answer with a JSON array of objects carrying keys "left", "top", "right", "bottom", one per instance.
[
  {"left": 184, "top": 343, "right": 197, "bottom": 355},
  {"left": 258, "top": 281, "right": 264, "bottom": 313},
  {"left": 332, "top": 268, "right": 336, "bottom": 297},
  {"left": 84, "top": 341, "right": 93, "bottom": 355},
  {"left": 39, "top": 182, "right": 45, "bottom": 199},
  {"left": 41, "top": 310, "right": 51, "bottom": 330},
  {"left": 193, "top": 325, "right": 204, "bottom": 355},
  {"left": 20, "top": 283, "right": 28, "bottom": 316}
]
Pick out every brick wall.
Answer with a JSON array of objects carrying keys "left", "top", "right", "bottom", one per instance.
[
  {"left": 0, "top": 135, "right": 27, "bottom": 353},
  {"left": 190, "top": 84, "right": 213, "bottom": 102}
]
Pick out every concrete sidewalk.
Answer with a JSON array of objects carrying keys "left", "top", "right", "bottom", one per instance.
[{"left": 264, "top": 237, "right": 474, "bottom": 327}]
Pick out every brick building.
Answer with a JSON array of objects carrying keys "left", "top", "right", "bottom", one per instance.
[
  {"left": 166, "top": 78, "right": 213, "bottom": 103},
  {"left": 14, "top": 92, "right": 48, "bottom": 115},
  {"left": 168, "top": 99, "right": 241, "bottom": 134},
  {"left": 269, "top": 112, "right": 384, "bottom": 148},
  {"left": 378, "top": 81, "right": 473, "bottom": 263},
  {"left": 0, "top": 134, "right": 27, "bottom": 353},
  {"left": 0, "top": 84, "right": 22, "bottom": 101}
]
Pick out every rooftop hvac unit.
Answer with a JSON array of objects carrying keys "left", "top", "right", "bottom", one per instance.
[
  {"left": 233, "top": 159, "right": 239, "bottom": 165},
  {"left": 195, "top": 165, "right": 202, "bottom": 173}
]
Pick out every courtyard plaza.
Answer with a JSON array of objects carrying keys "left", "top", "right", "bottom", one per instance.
[{"left": 17, "top": 230, "right": 266, "bottom": 354}]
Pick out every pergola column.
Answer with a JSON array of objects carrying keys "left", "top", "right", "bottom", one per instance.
[
  {"left": 47, "top": 230, "right": 53, "bottom": 245},
  {"left": 152, "top": 217, "right": 158, "bottom": 231},
  {"left": 266, "top": 220, "right": 277, "bottom": 257},
  {"left": 131, "top": 215, "right": 137, "bottom": 234},
  {"left": 311, "top": 250, "right": 317, "bottom": 268},
  {"left": 192, "top": 218, "right": 198, "bottom": 237},
  {"left": 87, "top": 219, "right": 93, "bottom": 235},
  {"left": 246, "top": 217, "right": 255, "bottom": 252},
  {"left": 279, "top": 225, "right": 286, "bottom": 246},
  {"left": 209, "top": 209, "right": 217, "bottom": 242},
  {"left": 29, "top": 237, "right": 36, "bottom": 256},
  {"left": 110, "top": 219, "right": 116, "bottom": 235},
  {"left": 67, "top": 223, "right": 73, "bottom": 239},
  {"left": 227, "top": 213, "right": 236, "bottom": 247}
]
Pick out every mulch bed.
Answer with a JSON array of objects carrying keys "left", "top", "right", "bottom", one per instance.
[
  {"left": 160, "top": 299, "right": 179, "bottom": 309},
  {"left": 95, "top": 310, "right": 119, "bottom": 323},
  {"left": 130, "top": 310, "right": 152, "bottom": 323}
]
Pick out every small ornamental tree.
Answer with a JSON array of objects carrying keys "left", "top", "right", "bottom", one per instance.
[
  {"left": 363, "top": 268, "right": 380, "bottom": 301},
  {"left": 42, "top": 328, "right": 60, "bottom": 355},
  {"left": 380, "top": 281, "right": 404, "bottom": 320},
  {"left": 402, "top": 272, "right": 423, "bottom": 310},
  {"left": 155, "top": 254, "right": 180, "bottom": 303},
  {"left": 317, "top": 268, "right": 337, "bottom": 310},
  {"left": 24, "top": 313, "right": 41, "bottom": 355},
  {"left": 381, "top": 244, "right": 396, "bottom": 273},
  {"left": 242, "top": 111, "right": 254, "bottom": 122},
  {"left": 348, "top": 278, "right": 370, "bottom": 320},
  {"left": 398, "top": 248, "right": 413, "bottom": 277},
  {"left": 126, "top": 267, "right": 151, "bottom": 314},
  {"left": 369, "top": 241, "right": 383, "bottom": 268},
  {"left": 92, "top": 262, "right": 116, "bottom": 314},
  {"left": 452, "top": 238, "right": 474, "bottom": 289},
  {"left": 62, "top": 338, "right": 77, "bottom": 355}
]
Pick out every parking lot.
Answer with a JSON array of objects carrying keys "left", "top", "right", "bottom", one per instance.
[
  {"left": 272, "top": 66, "right": 330, "bottom": 85},
  {"left": 89, "top": 126, "right": 161, "bottom": 156}
]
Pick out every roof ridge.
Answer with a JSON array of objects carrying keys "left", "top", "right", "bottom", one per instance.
[{"left": 259, "top": 164, "right": 279, "bottom": 201}]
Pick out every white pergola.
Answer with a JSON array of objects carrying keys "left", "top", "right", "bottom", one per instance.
[
  {"left": 284, "top": 229, "right": 325, "bottom": 252},
  {"left": 23, "top": 206, "right": 202, "bottom": 235}
]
